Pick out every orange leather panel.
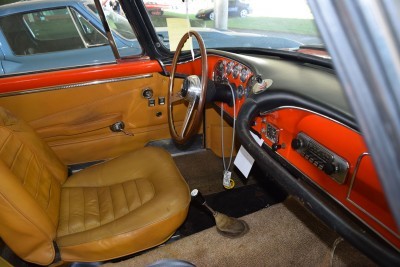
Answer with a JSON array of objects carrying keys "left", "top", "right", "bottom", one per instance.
[
  {"left": 0, "top": 73, "right": 187, "bottom": 164},
  {"left": 0, "top": 106, "right": 190, "bottom": 264},
  {"left": 0, "top": 162, "right": 56, "bottom": 265},
  {"left": 57, "top": 147, "right": 190, "bottom": 262},
  {"left": 58, "top": 178, "right": 155, "bottom": 236},
  {"left": 0, "top": 107, "right": 67, "bottom": 265},
  {"left": 58, "top": 208, "right": 188, "bottom": 262}
]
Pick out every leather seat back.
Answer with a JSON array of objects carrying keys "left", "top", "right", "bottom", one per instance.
[{"left": 0, "top": 107, "right": 67, "bottom": 265}]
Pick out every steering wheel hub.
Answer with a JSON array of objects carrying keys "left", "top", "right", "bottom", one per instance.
[{"left": 182, "top": 75, "right": 201, "bottom": 102}]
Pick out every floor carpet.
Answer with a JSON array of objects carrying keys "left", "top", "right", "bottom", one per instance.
[{"left": 103, "top": 197, "right": 376, "bottom": 267}]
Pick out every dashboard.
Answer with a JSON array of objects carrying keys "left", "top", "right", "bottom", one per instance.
[{"left": 205, "top": 50, "right": 400, "bottom": 257}]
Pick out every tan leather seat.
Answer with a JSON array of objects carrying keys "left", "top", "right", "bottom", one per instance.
[{"left": 0, "top": 107, "right": 190, "bottom": 265}]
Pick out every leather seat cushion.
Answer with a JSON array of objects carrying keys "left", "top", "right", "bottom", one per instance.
[{"left": 56, "top": 147, "right": 190, "bottom": 262}]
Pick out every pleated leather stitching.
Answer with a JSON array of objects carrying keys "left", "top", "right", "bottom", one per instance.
[
  {"left": 0, "top": 131, "right": 11, "bottom": 154},
  {"left": 108, "top": 186, "right": 115, "bottom": 221},
  {"left": 9, "top": 142, "right": 23, "bottom": 171},
  {"left": 121, "top": 182, "right": 129, "bottom": 212},
  {"left": 96, "top": 187, "right": 101, "bottom": 226},
  {"left": 46, "top": 177, "right": 53, "bottom": 210},
  {"left": 34, "top": 162, "right": 43, "bottom": 199},
  {"left": 22, "top": 153, "right": 33, "bottom": 186},
  {"left": 136, "top": 180, "right": 143, "bottom": 206}
]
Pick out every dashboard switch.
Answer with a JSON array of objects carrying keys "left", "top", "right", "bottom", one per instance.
[
  {"left": 148, "top": 99, "right": 155, "bottom": 107},
  {"left": 158, "top": 96, "right": 165, "bottom": 105}
]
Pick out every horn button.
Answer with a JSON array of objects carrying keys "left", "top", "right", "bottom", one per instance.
[{"left": 181, "top": 75, "right": 201, "bottom": 102}]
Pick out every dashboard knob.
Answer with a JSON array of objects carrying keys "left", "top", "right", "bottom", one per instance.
[
  {"left": 323, "top": 163, "right": 337, "bottom": 175},
  {"left": 291, "top": 138, "right": 303, "bottom": 150},
  {"left": 272, "top": 143, "right": 281, "bottom": 152}
]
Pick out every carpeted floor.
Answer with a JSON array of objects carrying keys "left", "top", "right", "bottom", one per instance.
[{"left": 103, "top": 197, "right": 376, "bottom": 267}]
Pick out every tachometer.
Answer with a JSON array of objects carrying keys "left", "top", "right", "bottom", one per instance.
[
  {"left": 240, "top": 67, "right": 249, "bottom": 82},
  {"left": 233, "top": 64, "right": 242, "bottom": 79},
  {"left": 213, "top": 60, "right": 226, "bottom": 82},
  {"left": 226, "top": 61, "right": 235, "bottom": 75}
]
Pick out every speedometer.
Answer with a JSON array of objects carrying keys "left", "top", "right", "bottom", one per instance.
[
  {"left": 213, "top": 60, "right": 226, "bottom": 82},
  {"left": 240, "top": 67, "right": 249, "bottom": 82},
  {"left": 226, "top": 61, "right": 235, "bottom": 75},
  {"left": 233, "top": 64, "right": 242, "bottom": 79},
  {"left": 217, "top": 60, "right": 225, "bottom": 73}
]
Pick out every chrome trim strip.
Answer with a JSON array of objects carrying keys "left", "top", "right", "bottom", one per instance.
[
  {"left": 69, "top": 7, "right": 89, "bottom": 49},
  {"left": 347, "top": 153, "right": 400, "bottom": 239},
  {"left": 268, "top": 147, "right": 400, "bottom": 251},
  {"left": 94, "top": 0, "right": 120, "bottom": 59},
  {"left": 347, "top": 152, "right": 370, "bottom": 199},
  {"left": 0, "top": 74, "right": 153, "bottom": 97},
  {"left": 157, "top": 59, "right": 169, "bottom": 76},
  {"left": 259, "top": 106, "right": 359, "bottom": 133}
]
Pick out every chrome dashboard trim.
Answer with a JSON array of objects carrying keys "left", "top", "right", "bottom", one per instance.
[
  {"left": 346, "top": 152, "right": 400, "bottom": 239},
  {"left": 0, "top": 74, "right": 153, "bottom": 97},
  {"left": 259, "top": 106, "right": 359, "bottom": 133}
]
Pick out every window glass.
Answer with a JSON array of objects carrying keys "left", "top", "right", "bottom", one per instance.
[
  {"left": 87, "top": 3, "right": 136, "bottom": 40},
  {"left": 0, "top": 8, "right": 86, "bottom": 55},
  {"left": 145, "top": 0, "right": 328, "bottom": 59},
  {"left": 0, "top": 0, "right": 142, "bottom": 75},
  {"left": 71, "top": 8, "right": 108, "bottom": 46}
]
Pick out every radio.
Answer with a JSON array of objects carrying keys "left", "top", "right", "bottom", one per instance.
[{"left": 291, "top": 132, "right": 349, "bottom": 184}]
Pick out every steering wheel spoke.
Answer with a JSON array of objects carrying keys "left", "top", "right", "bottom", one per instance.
[
  {"left": 171, "top": 91, "right": 184, "bottom": 104},
  {"left": 181, "top": 100, "right": 196, "bottom": 136}
]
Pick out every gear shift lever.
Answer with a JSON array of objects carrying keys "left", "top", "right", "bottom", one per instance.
[{"left": 191, "top": 189, "right": 249, "bottom": 238}]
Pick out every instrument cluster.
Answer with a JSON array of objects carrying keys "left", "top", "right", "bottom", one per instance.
[{"left": 213, "top": 59, "right": 254, "bottom": 100}]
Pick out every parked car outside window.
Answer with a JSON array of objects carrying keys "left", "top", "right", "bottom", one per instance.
[
  {"left": 0, "top": 0, "right": 141, "bottom": 75},
  {"left": 196, "top": 0, "right": 252, "bottom": 20}
]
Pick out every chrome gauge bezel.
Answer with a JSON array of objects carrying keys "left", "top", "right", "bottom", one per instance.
[
  {"left": 213, "top": 60, "right": 226, "bottom": 82},
  {"left": 240, "top": 67, "right": 248, "bottom": 82},
  {"left": 233, "top": 64, "right": 242, "bottom": 79},
  {"left": 226, "top": 61, "right": 235, "bottom": 75}
]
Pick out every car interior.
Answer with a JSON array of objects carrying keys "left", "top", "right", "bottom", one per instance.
[{"left": 0, "top": 0, "right": 399, "bottom": 266}]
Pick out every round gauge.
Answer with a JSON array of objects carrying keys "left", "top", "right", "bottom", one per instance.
[
  {"left": 232, "top": 64, "right": 242, "bottom": 79},
  {"left": 237, "top": 85, "right": 244, "bottom": 99},
  {"left": 240, "top": 67, "right": 248, "bottom": 82},
  {"left": 217, "top": 60, "right": 225, "bottom": 73},
  {"left": 226, "top": 61, "right": 235, "bottom": 75},
  {"left": 213, "top": 60, "right": 225, "bottom": 82},
  {"left": 244, "top": 85, "right": 251, "bottom": 97}
]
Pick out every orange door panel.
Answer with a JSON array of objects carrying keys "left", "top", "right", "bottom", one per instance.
[{"left": 0, "top": 62, "right": 187, "bottom": 164}]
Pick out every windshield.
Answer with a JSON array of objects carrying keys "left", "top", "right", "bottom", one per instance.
[{"left": 146, "top": 0, "right": 327, "bottom": 58}]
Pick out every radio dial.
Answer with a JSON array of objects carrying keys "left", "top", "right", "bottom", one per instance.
[
  {"left": 323, "top": 163, "right": 339, "bottom": 175},
  {"left": 291, "top": 138, "right": 303, "bottom": 150}
]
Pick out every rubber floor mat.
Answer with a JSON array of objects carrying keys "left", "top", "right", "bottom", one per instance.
[{"left": 177, "top": 183, "right": 287, "bottom": 237}]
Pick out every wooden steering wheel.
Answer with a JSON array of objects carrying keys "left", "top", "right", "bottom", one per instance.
[{"left": 168, "top": 31, "right": 208, "bottom": 144}]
